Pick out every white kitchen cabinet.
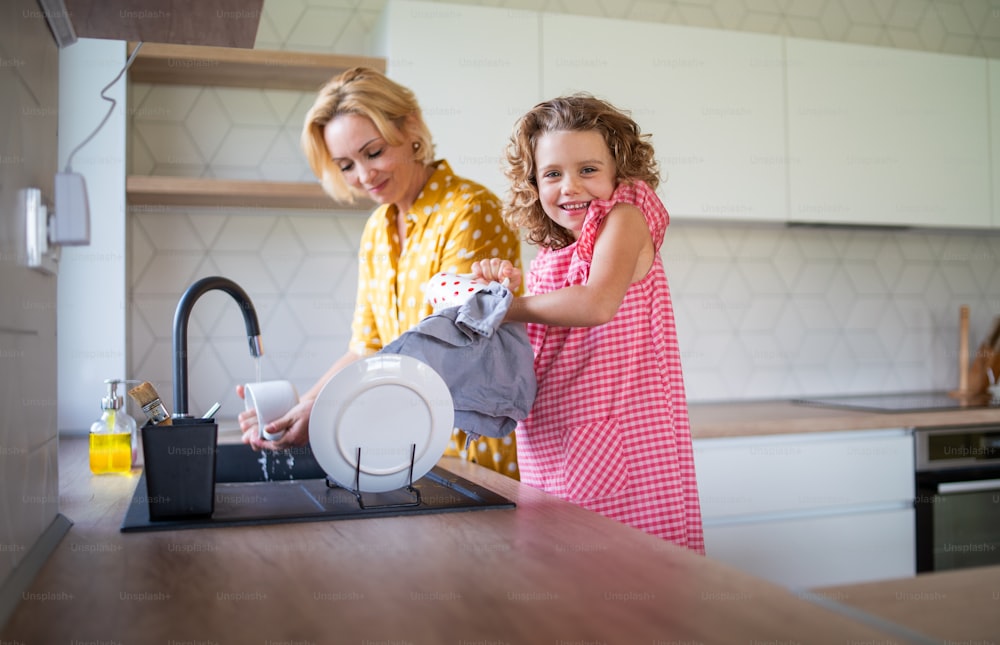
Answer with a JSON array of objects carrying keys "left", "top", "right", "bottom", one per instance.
[
  {"left": 786, "top": 38, "right": 990, "bottom": 228},
  {"left": 375, "top": 1, "right": 994, "bottom": 230},
  {"left": 703, "top": 508, "right": 914, "bottom": 589},
  {"left": 542, "top": 14, "right": 788, "bottom": 222},
  {"left": 373, "top": 0, "right": 541, "bottom": 199},
  {"left": 693, "top": 429, "right": 915, "bottom": 588}
]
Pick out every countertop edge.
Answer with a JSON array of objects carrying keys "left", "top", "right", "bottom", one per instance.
[
  {"left": 810, "top": 565, "right": 1000, "bottom": 643},
  {"left": 688, "top": 399, "right": 1000, "bottom": 438}
]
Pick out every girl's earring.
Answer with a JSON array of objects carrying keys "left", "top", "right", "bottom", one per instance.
[{"left": 412, "top": 141, "right": 421, "bottom": 151}]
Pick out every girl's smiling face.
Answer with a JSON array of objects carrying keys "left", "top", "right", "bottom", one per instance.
[{"left": 534, "top": 129, "right": 617, "bottom": 240}]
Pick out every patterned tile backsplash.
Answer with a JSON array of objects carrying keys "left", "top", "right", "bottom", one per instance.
[
  {"left": 130, "top": 205, "right": 1000, "bottom": 416},
  {"left": 128, "top": 0, "right": 1000, "bottom": 418}
]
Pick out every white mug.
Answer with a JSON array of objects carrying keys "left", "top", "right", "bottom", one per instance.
[
  {"left": 425, "top": 272, "right": 487, "bottom": 312},
  {"left": 243, "top": 380, "right": 299, "bottom": 442}
]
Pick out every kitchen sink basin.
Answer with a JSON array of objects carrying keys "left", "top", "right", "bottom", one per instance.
[
  {"left": 121, "top": 443, "right": 514, "bottom": 532},
  {"left": 214, "top": 441, "right": 328, "bottom": 482}
]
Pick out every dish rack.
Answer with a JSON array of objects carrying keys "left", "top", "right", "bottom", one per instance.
[{"left": 333, "top": 444, "right": 422, "bottom": 510}]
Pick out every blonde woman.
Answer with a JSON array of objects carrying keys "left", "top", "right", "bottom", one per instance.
[{"left": 238, "top": 67, "right": 522, "bottom": 479}]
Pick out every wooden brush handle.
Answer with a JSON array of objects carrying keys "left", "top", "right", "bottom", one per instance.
[
  {"left": 128, "top": 382, "right": 172, "bottom": 426},
  {"left": 958, "top": 305, "right": 969, "bottom": 393}
]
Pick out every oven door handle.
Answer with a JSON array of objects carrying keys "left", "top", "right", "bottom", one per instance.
[{"left": 937, "top": 478, "right": 1000, "bottom": 494}]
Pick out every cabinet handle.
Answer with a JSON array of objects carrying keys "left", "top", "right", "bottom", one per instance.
[{"left": 937, "top": 478, "right": 1000, "bottom": 494}]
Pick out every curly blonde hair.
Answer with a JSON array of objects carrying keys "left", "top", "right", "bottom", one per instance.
[
  {"left": 504, "top": 94, "right": 659, "bottom": 249},
  {"left": 301, "top": 67, "right": 435, "bottom": 203}
]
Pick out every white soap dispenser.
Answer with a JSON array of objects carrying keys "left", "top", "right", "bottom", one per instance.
[{"left": 89, "top": 379, "right": 138, "bottom": 475}]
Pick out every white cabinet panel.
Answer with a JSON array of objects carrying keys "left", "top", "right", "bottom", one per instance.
[
  {"left": 542, "top": 14, "right": 787, "bottom": 222},
  {"left": 787, "top": 38, "right": 990, "bottom": 228},
  {"left": 694, "top": 430, "right": 914, "bottom": 518},
  {"left": 374, "top": 0, "right": 541, "bottom": 199},
  {"left": 704, "top": 507, "right": 915, "bottom": 588},
  {"left": 693, "top": 429, "right": 916, "bottom": 588}
]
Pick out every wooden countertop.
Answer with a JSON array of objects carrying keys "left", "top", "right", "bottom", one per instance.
[
  {"left": 688, "top": 398, "right": 1000, "bottom": 438},
  {"left": 812, "top": 565, "right": 1000, "bottom": 643},
  {"left": 2, "top": 437, "right": 918, "bottom": 644}
]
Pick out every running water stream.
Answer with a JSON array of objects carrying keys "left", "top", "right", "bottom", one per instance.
[{"left": 251, "top": 356, "right": 296, "bottom": 479}]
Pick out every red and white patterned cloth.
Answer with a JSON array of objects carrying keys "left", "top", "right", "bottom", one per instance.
[{"left": 519, "top": 180, "right": 705, "bottom": 553}]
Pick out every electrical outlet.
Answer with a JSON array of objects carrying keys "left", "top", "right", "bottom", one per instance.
[
  {"left": 19, "top": 188, "right": 59, "bottom": 275},
  {"left": 52, "top": 171, "right": 91, "bottom": 245}
]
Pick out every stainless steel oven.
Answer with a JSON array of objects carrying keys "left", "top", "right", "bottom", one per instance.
[{"left": 914, "top": 424, "right": 1000, "bottom": 573}]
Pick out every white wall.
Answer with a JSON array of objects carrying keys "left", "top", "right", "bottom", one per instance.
[
  {"left": 46, "top": 0, "right": 997, "bottom": 425},
  {"left": 58, "top": 39, "right": 129, "bottom": 433}
]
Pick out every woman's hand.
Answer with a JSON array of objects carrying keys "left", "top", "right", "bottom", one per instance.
[
  {"left": 236, "top": 384, "right": 314, "bottom": 451},
  {"left": 472, "top": 258, "right": 522, "bottom": 293}
]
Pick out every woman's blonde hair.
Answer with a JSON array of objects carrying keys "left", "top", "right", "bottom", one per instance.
[
  {"left": 504, "top": 94, "right": 659, "bottom": 249},
  {"left": 301, "top": 67, "right": 435, "bottom": 203}
]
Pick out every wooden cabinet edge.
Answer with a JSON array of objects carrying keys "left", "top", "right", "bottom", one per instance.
[
  {"left": 127, "top": 42, "right": 386, "bottom": 91},
  {"left": 126, "top": 176, "right": 372, "bottom": 211}
]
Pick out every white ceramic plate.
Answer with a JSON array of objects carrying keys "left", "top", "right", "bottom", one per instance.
[{"left": 309, "top": 354, "right": 454, "bottom": 493}]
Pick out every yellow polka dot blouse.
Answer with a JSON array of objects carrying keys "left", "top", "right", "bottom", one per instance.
[{"left": 349, "top": 160, "right": 522, "bottom": 479}]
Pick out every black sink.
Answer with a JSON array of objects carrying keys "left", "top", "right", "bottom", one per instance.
[
  {"left": 121, "top": 443, "right": 515, "bottom": 532},
  {"left": 214, "top": 442, "right": 328, "bottom": 482}
]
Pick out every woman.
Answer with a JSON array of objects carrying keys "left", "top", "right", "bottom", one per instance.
[{"left": 237, "top": 67, "right": 522, "bottom": 479}]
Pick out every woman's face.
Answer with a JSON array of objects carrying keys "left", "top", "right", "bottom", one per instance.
[
  {"left": 323, "top": 113, "right": 424, "bottom": 211},
  {"left": 533, "top": 129, "right": 616, "bottom": 240}
]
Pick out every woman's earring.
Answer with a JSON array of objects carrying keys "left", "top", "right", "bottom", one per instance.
[{"left": 412, "top": 141, "right": 421, "bottom": 151}]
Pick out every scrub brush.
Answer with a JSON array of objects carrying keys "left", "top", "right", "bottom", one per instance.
[{"left": 128, "top": 381, "right": 172, "bottom": 426}]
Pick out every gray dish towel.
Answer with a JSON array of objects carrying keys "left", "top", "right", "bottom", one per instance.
[{"left": 379, "top": 281, "right": 536, "bottom": 439}]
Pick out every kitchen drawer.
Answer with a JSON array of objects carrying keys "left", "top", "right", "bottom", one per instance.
[
  {"left": 693, "top": 429, "right": 914, "bottom": 519},
  {"left": 703, "top": 506, "right": 915, "bottom": 588}
]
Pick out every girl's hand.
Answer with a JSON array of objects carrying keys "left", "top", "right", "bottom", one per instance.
[{"left": 472, "top": 258, "right": 522, "bottom": 292}]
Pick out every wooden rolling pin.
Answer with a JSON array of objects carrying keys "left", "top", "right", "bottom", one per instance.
[
  {"left": 957, "top": 305, "right": 969, "bottom": 394},
  {"left": 952, "top": 310, "right": 1000, "bottom": 402}
]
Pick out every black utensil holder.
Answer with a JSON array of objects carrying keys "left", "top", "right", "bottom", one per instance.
[{"left": 141, "top": 418, "right": 217, "bottom": 520}]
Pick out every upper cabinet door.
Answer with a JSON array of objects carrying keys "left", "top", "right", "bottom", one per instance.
[
  {"left": 374, "top": 0, "right": 541, "bottom": 198},
  {"left": 787, "top": 38, "right": 990, "bottom": 228},
  {"left": 542, "top": 14, "right": 788, "bottom": 222}
]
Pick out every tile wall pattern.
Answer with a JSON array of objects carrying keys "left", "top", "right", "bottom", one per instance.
[
  {"left": 1, "top": 0, "right": 61, "bottom": 594},
  {"left": 129, "top": 0, "right": 1000, "bottom": 419}
]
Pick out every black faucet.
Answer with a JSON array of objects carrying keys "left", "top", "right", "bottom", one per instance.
[{"left": 172, "top": 276, "right": 263, "bottom": 418}]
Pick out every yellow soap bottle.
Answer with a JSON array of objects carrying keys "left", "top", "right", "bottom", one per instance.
[{"left": 89, "top": 379, "right": 137, "bottom": 475}]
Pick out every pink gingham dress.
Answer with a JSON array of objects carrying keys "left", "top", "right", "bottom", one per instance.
[{"left": 518, "top": 180, "right": 705, "bottom": 552}]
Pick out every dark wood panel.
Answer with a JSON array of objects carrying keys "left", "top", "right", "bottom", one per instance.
[{"left": 63, "top": 0, "right": 264, "bottom": 48}]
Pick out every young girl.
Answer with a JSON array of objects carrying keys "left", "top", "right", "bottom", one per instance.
[{"left": 473, "top": 94, "right": 704, "bottom": 552}]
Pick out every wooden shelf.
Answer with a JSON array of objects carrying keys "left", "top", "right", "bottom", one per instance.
[
  {"left": 126, "top": 175, "right": 372, "bottom": 211},
  {"left": 128, "top": 42, "right": 386, "bottom": 91},
  {"left": 126, "top": 43, "right": 385, "bottom": 209}
]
